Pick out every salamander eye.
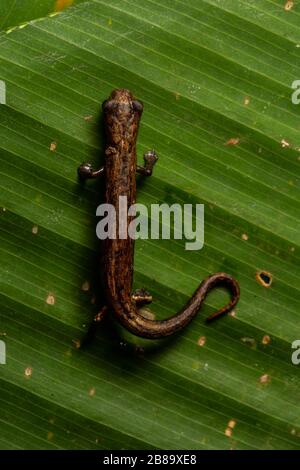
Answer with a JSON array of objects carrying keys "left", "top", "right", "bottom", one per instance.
[
  {"left": 132, "top": 100, "right": 143, "bottom": 113},
  {"left": 102, "top": 99, "right": 117, "bottom": 112}
]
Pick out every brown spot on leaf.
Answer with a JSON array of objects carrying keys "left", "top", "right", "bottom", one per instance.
[
  {"left": 284, "top": 1, "right": 294, "bottom": 11},
  {"left": 24, "top": 367, "right": 33, "bottom": 378},
  {"left": 46, "top": 293, "right": 55, "bottom": 305},
  {"left": 81, "top": 280, "right": 90, "bottom": 292},
  {"left": 197, "top": 336, "right": 206, "bottom": 347},
  {"left": 244, "top": 96, "right": 250, "bottom": 105},
  {"left": 32, "top": 225, "right": 38, "bottom": 235},
  {"left": 262, "top": 335, "right": 271, "bottom": 345},
  {"left": 225, "top": 427, "right": 232, "bottom": 437},
  {"left": 259, "top": 373, "right": 271, "bottom": 385},
  {"left": 228, "top": 419, "right": 236, "bottom": 429},
  {"left": 89, "top": 387, "right": 96, "bottom": 397},
  {"left": 47, "top": 431, "right": 54, "bottom": 441},
  {"left": 256, "top": 270, "right": 273, "bottom": 288},
  {"left": 225, "top": 137, "right": 240, "bottom": 146},
  {"left": 241, "top": 233, "right": 248, "bottom": 241},
  {"left": 84, "top": 115, "right": 93, "bottom": 122},
  {"left": 49, "top": 141, "right": 57, "bottom": 152}
]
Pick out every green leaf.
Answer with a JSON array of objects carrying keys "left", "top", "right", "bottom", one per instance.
[
  {"left": 0, "top": 0, "right": 299, "bottom": 449},
  {"left": 0, "top": 0, "right": 87, "bottom": 32}
]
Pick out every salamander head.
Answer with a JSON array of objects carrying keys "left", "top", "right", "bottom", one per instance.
[{"left": 102, "top": 88, "right": 143, "bottom": 116}]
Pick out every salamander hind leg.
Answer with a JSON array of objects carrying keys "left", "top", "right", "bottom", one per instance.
[
  {"left": 136, "top": 150, "right": 158, "bottom": 176},
  {"left": 132, "top": 288, "right": 152, "bottom": 306}
]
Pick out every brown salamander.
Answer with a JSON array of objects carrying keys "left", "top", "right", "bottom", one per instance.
[{"left": 78, "top": 89, "right": 240, "bottom": 339}]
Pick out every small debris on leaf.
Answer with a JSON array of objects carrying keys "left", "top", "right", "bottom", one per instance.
[
  {"left": 281, "top": 139, "right": 290, "bottom": 148},
  {"left": 241, "top": 337, "right": 256, "bottom": 347}
]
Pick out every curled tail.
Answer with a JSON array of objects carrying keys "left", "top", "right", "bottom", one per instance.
[{"left": 114, "top": 273, "right": 240, "bottom": 339}]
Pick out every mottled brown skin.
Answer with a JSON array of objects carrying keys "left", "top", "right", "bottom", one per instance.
[{"left": 78, "top": 89, "right": 240, "bottom": 339}]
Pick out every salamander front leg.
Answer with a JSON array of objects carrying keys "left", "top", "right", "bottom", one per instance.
[
  {"left": 78, "top": 162, "right": 105, "bottom": 180},
  {"left": 132, "top": 288, "right": 152, "bottom": 306},
  {"left": 136, "top": 150, "right": 158, "bottom": 176}
]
